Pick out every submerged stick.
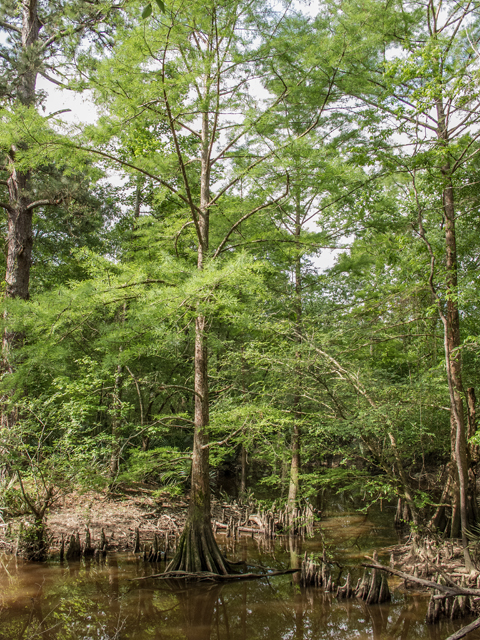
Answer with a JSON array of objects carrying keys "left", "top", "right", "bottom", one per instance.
[{"left": 130, "top": 568, "right": 298, "bottom": 582}]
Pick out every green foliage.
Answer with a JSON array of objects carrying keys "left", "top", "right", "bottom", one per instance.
[{"left": 0, "top": 0, "right": 479, "bottom": 533}]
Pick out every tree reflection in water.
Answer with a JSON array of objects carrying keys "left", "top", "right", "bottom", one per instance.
[
  {"left": 163, "top": 581, "right": 224, "bottom": 640},
  {"left": 2, "top": 547, "right": 480, "bottom": 640}
]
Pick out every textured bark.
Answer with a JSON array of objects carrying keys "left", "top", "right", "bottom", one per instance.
[
  {"left": 287, "top": 197, "right": 302, "bottom": 532},
  {"left": 466, "top": 387, "right": 478, "bottom": 524},
  {"left": 240, "top": 445, "right": 247, "bottom": 497},
  {"left": 167, "top": 316, "right": 230, "bottom": 574},
  {"left": 467, "top": 388, "right": 478, "bottom": 458},
  {"left": 435, "top": 95, "right": 472, "bottom": 568},
  {"left": 4, "top": 0, "right": 40, "bottom": 303},
  {"left": 1, "top": 0, "right": 41, "bottom": 427},
  {"left": 287, "top": 425, "right": 300, "bottom": 530},
  {"left": 167, "top": 107, "right": 229, "bottom": 574}
]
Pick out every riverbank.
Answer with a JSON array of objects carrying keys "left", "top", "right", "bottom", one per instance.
[
  {"left": 0, "top": 488, "right": 188, "bottom": 554},
  {"left": 2, "top": 490, "right": 479, "bottom": 592}
]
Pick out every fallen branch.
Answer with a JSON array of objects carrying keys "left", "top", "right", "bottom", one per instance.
[
  {"left": 445, "top": 616, "right": 480, "bottom": 640},
  {"left": 213, "top": 521, "right": 264, "bottom": 534},
  {"left": 130, "top": 568, "right": 298, "bottom": 582},
  {"left": 362, "top": 561, "right": 480, "bottom": 598}
]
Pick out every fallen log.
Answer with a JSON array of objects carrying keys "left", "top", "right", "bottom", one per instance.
[
  {"left": 445, "top": 616, "right": 480, "bottom": 640},
  {"left": 130, "top": 568, "right": 298, "bottom": 582},
  {"left": 213, "top": 521, "right": 264, "bottom": 535},
  {"left": 362, "top": 562, "right": 480, "bottom": 598}
]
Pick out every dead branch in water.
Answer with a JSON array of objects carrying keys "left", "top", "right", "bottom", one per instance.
[
  {"left": 130, "top": 568, "right": 298, "bottom": 582},
  {"left": 362, "top": 561, "right": 480, "bottom": 598},
  {"left": 445, "top": 616, "right": 480, "bottom": 640}
]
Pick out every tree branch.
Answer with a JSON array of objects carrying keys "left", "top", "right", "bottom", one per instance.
[
  {"left": 212, "top": 176, "right": 290, "bottom": 258},
  {"left": 0, "top": 20, "right": 21, "bottom": 34},
  {"left": 52, "top": 142, "right": 201, "bottom": 214},
  {"left": 362, "top": 561, "right": 480, "bottom": 598},
  {"left": 201, "top": 420, "right": 246, "bottom": 450},
  {"left": 26, "top": 198, "right": 63, "bottom": 211}
]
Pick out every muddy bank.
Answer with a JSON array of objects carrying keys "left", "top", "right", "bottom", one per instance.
[
  {"left": 0, "top": 489, "right": 297, "bottom": 555},
  {"left": 0, "top": 489, "right": 188, "bottom": 554}
]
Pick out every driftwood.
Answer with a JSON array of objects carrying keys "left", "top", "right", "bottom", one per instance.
[
  {"left": 213, "top": 521, "right": 264, "bottom": 535},
  {"left": 130, "top": 568, "right": 298, "bottom": 582},
  {"left": 364, "top": 559, "right": 480, "bottom": 638},
  {"left": 445, "top": 616, "right": 480, "bottom": 640},
  {"left": 362, "top": 561, "right": 480, "bottom": 598}
]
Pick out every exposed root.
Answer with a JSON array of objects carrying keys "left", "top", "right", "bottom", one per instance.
[
  {"left": 166, "top": 519, "right": 231, "bottom": 575},
  {"left": 130, "top": 568, "right": 298, "bottom": 582},
  {"left": 362, "top": 560, "right": 480, "bottom": 598}
]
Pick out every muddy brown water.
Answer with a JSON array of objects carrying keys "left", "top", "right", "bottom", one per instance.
[{"left": 1, "top": 510, "right": 479, "bottom": 640}]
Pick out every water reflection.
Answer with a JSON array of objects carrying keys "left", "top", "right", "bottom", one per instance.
[
  {"left": 289, "top": 534, "right": 301, "bottom": 586},
  {"left": 166, "top": 582, "right": 223, "bottom": 640},
  {"left": 1, "top": 511, "right": 480, "bottom": 640}
]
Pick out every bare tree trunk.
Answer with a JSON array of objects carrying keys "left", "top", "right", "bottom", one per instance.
[
  {"left": 288, "top": 424, "right": 300, "bottom": 531},
  {"left": 167, "top": 107, "right": 230, "bottom": 574},
  {"left": 435, "top": 95, "right": 473, "bottom": 570},
  {"left": 467, "top": 388, "right": 478, "bottom": 523},
  {"left": 467, "top": 388, "right": 478, "bottom": 454},
  {"left": 110, "top": 362, "right": 123, "bottom": 477},
  {"left": 240, "top": 445, "right": 247, "bottom": 497},
  {"left": 288, "top": 196, "right": 302, "bottom": 531}
]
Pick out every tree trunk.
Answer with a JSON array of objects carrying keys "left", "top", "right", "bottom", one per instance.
[
  {"left": 4, "top": 0, "right": 40, "bottom": 299},
  {"left": 167, "top": 106, "right": 230, "bottom": 574},
  {"left": 436, "top": 96, "right": 473, "bottom": 569},
  {"left": 288, "top": 424, "right": 301, "bottom": 531},
  {"left": 110, "top": 304, "right": 125, "bottom": 477},
  {"left": 239, "top": 347, "right": 248, "bottom": 498},
  {"left": 467, "top": 388, "right": 478, "bottom": 458},
  {"left": 466, "top": 388, "right": 478, "bottom": 524},
  {"left": 1, "top": 0, "right": 41, "bottom": 422},
  {"left": 287, "top": 195, "right": 302, "bottom": 532},
  {"left": 167, "top": 314, "right": 230, "bottom": 574},
  {"left": 110, "top": 361, "right": 123, "bottom": 477},
  {"left": 240, "top": 445, "right": 247, "bottom": 498}
]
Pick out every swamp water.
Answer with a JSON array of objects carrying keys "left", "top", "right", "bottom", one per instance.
[{"left": 1, "top": 510, "right": 479, "bottom": 640}]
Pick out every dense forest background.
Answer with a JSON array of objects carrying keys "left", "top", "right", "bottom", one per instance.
[{"left": 1, "top": 0, "right": 480, "bottom": 565}]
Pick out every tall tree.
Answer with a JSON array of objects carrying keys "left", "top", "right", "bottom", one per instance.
[
  {"left": 79, "top": 0, "right": 347, "bottom": 572},
  {"left": 331, "top": 0, "right": 480, "bottom": 567},
  {"left": 0, "top": 0, "right": 122, "bottom": 385}
]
